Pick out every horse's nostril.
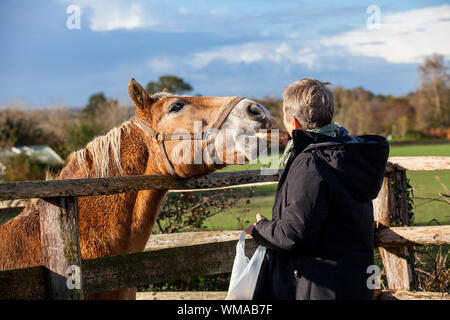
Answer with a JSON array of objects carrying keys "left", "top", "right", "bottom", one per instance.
[{"left": 247, "top": 103, "right": 265, "bottom": 119}]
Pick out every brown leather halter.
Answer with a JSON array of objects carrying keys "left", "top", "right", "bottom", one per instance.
[{"left": 134, "top": 96, "right": 244, "bottom": 177}]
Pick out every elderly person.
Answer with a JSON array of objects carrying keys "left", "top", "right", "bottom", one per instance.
[{"left": 246, "top": 78, "right": 389, "bottom": 300}]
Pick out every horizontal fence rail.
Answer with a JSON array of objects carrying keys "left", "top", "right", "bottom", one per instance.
[
  {"left": 375, "top": 226, "right": 450, "bottom": 247},
  {"left": 0, "top": 170, "right": 283, "bottom": 201},
  {"left": 135, "top": 290, "right": 450, "bottom": 300},
  {"left": 144, "top": 228, "right": 450, "bottom": 252},
  {"left": 388, "top": 156, "right": 450, "bottom": 171},
  {"left": 0, "top": 157, "right": 449, "bottom": 201},
  {"left": 0, "top": 236, "right": 258, "bottom": 299}
]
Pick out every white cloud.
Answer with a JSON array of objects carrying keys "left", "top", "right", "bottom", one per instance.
[
  {"left": 57, "top": 1, "right": 237, "bottom": 33},
  {"left": 147, "top": 56, "right": 175, "bottom": 73},
  {"left": 322, "top": 4, "right": 450, "bottom": 63},
  {"left": 90, "top": 2, "right": 152, "bottom": 31},
  {"left": 61, "top": 1, "right": 450, "bottom": 72},
  {"left": 189, "top": 41, "right": 318, "bottom": 69},
  {"left": 184, "top": 4, "right": 450, "bottom": 70},
  {"left": 178, "top": 7, "right": 191, "bottom": 14},
  {"left": 58, "top": 0, "right": 159, "bottom": 31}
]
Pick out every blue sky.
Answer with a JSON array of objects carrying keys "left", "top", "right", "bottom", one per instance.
[{"left": 0, "top": 0, "right": 449, "bottom": 107}]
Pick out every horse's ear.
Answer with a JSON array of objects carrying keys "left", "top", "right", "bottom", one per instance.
[{"left": 128, "top": 78, "right": 154, "bottom": 111}]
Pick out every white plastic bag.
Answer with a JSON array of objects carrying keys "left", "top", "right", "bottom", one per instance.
[{"left": 225, "top": 231, "right": 267, "bottom": 300}]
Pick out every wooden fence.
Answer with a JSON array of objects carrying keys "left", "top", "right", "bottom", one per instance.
[{"left": 0, "top": 156, "right": 449, "bottom": 300}]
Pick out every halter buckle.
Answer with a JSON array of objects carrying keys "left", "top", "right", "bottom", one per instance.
[{"left": 155, "top": 131, "right": 165, "bottom": 142}]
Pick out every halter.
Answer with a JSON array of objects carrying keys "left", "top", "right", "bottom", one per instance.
[{"left": 134, "top": 96, "right": 244, "bottom": 177}]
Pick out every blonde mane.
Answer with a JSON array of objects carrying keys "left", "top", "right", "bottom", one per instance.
[{"left": 72, "top": 120, "right": 134, "bottom": 178}]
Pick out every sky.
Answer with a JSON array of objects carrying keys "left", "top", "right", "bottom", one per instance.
[{"left": 0, "top": 0, "right": 449, "bottom": 108}]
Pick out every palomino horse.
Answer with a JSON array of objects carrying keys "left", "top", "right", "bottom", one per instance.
[{"left": 0, "top": 79, "right": 276, "bottom": 299}]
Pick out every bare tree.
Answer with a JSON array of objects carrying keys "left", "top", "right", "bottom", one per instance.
[{"left": 416, "top": 54, "right": 450, "bottom": 129}]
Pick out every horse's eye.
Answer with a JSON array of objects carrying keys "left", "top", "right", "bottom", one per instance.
[{"left": 169, "top": 103, "right": 184, "bottom": 113}]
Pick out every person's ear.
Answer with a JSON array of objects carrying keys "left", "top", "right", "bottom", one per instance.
[{"left": 292, "top": 117, "right": 301, "bottom": 130}]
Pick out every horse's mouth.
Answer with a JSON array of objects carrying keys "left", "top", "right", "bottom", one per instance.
[{"left": 232, "top": 129, "right": 290, "bottom": 162}]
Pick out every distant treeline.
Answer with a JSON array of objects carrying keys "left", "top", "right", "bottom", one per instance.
[{"left": 256, "top": 54, "right": 450, "bottom": 139}]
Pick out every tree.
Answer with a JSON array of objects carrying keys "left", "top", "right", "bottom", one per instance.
[
  {"left": 84, "top": 92, "right": 107, "bottom": 115},
  {"left": 146, "top": 75, "right": 193, "bottom": 94},
  {"left": 333, "top": 86, "right": 380, "bottom": 135},
  {"left": 415, "top": 54, "right": 450, "bottom": 128},
  {"left": 375, "top": 96, "right": 415, "bottom": 136},
  {"left": 0, "top": 153, "right": 63, "bottom": 182},
  {"left": 0, "top": 111, "right": 45, "bottom": 147}
]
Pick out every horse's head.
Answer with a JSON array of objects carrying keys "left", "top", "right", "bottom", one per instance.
[{"left": 128, "top": 78, "right": 276, "bottom": 177}]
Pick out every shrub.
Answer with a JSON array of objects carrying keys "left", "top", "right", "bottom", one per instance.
[
  {"left": 0, "top": 153, "right": 63, "bottom": 182},
  {"left": 154, "top": 188, "right": 254, "bottom": 234}
]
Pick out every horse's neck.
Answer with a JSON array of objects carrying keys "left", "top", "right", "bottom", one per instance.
[
  {"left": 123, "top": 127, "right": 169, "bottom": 253},
  {"left": 58, "top": 124, "right": 168, "bottom": 257}
]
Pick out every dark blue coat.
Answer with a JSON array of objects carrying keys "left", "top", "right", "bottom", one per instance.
[{"left": 251, "top": 130, "right": 389, "bottom": 300}]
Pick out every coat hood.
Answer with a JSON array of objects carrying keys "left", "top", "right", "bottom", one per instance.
[{"left": 292, "top": 130, "right": 389, "bottom": 202}]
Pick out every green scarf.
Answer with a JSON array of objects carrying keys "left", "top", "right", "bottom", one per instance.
[{"left": 279, "top": 122, "right": 343, "bottom": 167}]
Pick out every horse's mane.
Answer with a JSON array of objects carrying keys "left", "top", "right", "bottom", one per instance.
[{"left": 71, "top": 120, "right": 133, "bottom": 178}]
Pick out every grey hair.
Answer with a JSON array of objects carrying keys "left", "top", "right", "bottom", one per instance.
[{"left": 283, "top": 78, "right": 334, "bottom": 130}]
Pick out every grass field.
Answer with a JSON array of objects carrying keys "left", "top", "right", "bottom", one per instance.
[
  {"left": 389, "top": 143, "right": 450, "bottom": 156},
  {"left": 203, "top": 143, "right": 450, "bottom": 230}
]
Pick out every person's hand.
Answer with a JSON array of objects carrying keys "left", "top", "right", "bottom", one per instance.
[
  {"left": 256, "top": 213, "right": 264, "bottom": 222},
  {"left": 245, "top": 213, "right": 265, "bottom": 235}
]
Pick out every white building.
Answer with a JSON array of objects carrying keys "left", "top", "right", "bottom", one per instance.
[
  {"left": 0, "top": 145, "right": 65, "bottom": 177},
  {"left": 9, "top": 145, "right": 65, "bottom": 165}
]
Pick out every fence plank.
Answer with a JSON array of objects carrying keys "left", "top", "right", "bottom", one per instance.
[
  {"left": 376, "top": 226, "right": 450, "bottom": 247},
  {"left": 137, "top": 291, "right": 228, "bottom": 300},
  {"left": 82, "top": 239, "right": 257, "bottom": 294},
  {"left": 145, "top": 230, "right": 247, "bottom": 251},
  {"left": 39, "top": 197, "right": 83, "bottom": 299},
  {"left": 136, "top": 290, "right": 450, "bottom": 300},
  {"left": 0, "top": 266, "right": 46, "bottom": 299},
  {"left": 0, "top": 170, "right": 282, "bottom": 201},
  {"left": 376, "top": 290, "right": 450, "bottom": 300},
  {"left": 388, "top": 156, "right": 450, "bottom": 171},
  {"left": 0, "top": 157, "right": 448, "bottom": 202},
  {"left": 145, "top": 227, "right": 450, "bottom": 252},
  {"left": 373, "top": 170, "right": 415, "bottom": 291}
]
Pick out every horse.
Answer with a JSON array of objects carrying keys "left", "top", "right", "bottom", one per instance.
[{"left": 0, "top": 79, "right": 276, "bottom": 299}]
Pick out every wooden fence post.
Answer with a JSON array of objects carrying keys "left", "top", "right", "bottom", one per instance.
[
  {"left": 39, "top": 197, "right": 83, "bottom": 299},
  {"left": 373, "top": 167, "right": 415, "bottom": 290}
]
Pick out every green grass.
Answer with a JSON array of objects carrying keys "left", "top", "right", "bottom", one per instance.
[
  {"left": 217, "top": 153, "right": 282, "bottom": 173},
  {"left": 202, "top": 194, "right": 275, "bottom": 231},
  {"left": 203, "top": 142, "right": 450, "bottom": 230},
  {"left": 390, "top": 143, "right": 450, "bottom": 225},
  {"left": 407, "top": 170, "right": 450, "bottom": 226},
  {"left": 389, "top": 143, "right": 450, "bottom": 156}
]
